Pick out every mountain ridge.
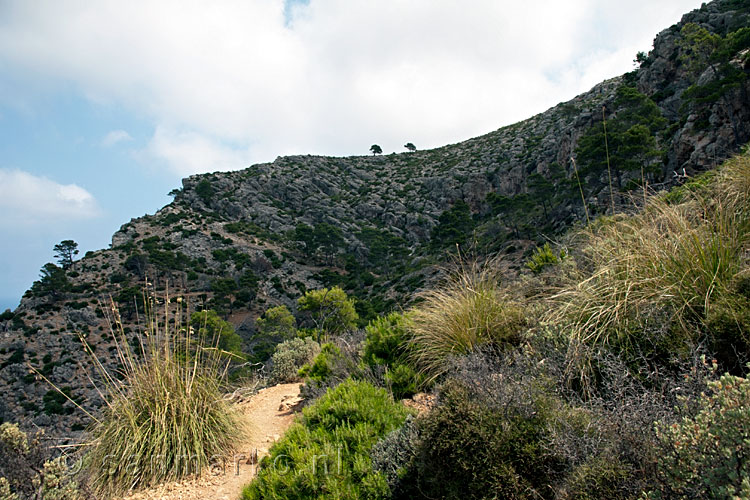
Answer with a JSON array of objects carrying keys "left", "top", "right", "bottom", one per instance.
[{"left": 1, "top": 0, "right": 749, "bottom": 436}]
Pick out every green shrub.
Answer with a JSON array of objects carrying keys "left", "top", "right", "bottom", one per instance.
[
  {"left": 407, "top": 261, "right": 528, "bottom": 382},
  {"left": 361, "top": 313, "right": 422, "bottom": 398},
  {"left": 241, "top": 379, "right": 411, "bottom": 499},
  {"left": 411, "top": 379, "right": 565, "bottom": 499},
  {"left": 298, "top": 343, "right": 344, "bottom": 382},
  {"left": 363, "top": 312, "right": 410, "bottom": 366},
  {"left": 525, "top": 243, "right": 566, "bottom": 274},
  {"left": 256, "top": 305, "right": 297, "bottom": 340},
  {"left": 82, "top": 298, "right": 242, "bottom": 496},
  {"left": 0, "top": 423, "right": 80, "bottom": 499},
  {"left": 392, "top": 347, "right": 651, "bottom": 500},
  {"left": 648, "top": 372, "right": 750, "bottom": 498},
  {"left": 269, "top": 337, "right": 321, "bottom": 384},
  {"left": 189, "top": 309, "right": 244, "bottom": 358},
  {"left": 297, "top": 287, "right": 359, "bottom": 340}
]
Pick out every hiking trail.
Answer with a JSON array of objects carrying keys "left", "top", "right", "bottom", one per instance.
[{"left": 118, "top": 382, "right": 303, "bottom": 500}]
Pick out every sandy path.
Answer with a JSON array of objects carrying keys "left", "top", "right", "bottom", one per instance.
[{"left": 120, "top": 383, "right": 303, "bottom": 500}]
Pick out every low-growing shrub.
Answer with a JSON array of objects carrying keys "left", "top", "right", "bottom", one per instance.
[
  {"left": 551, "top": 154, "right": 750, "bottom": 384},
  {"left": 370, "top": 415, "right": 421, "bottom": 497},
  {"left": 648, "top": 372, "right": 750, "bottom": 498},
  {"left": 269, "top": 337, "right": 320, "bottom": 384},
  {"left": 0, "top": 423, "right": 81, "bottom": 500},
  {"left": 363, "top": 312, "right": 422, "bottom": 398},
  {"left": 525, "top": 242, "right": 566, "bottom": 274},
  {"left": 298, "top": 343, "right": 345, "bottom": 382},
  {"left": 390, "top": 346, "right": 675, "bottom": 500},
  {"left": 241, "top": 379, "right": 411, "bottom": 499}
]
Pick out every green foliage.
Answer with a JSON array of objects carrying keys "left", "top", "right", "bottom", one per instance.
[
  {"left": 293, "top": 223, "right": 345, "bottom": 264},
  {"left": 30, "top": 263, "right": 69, "bottom": 300},
  {"left": 525, "top": 243, "right": 567, "bottom": 274},
  {"left": 408, "top": 261, "right": 528, "bottom": 382},
  {"left": 486, "top": 191, "right": 549, "bottom": 240},
  {"left": 256, "top": 305, "right": 297, "bottom": 340},
  {"left": 363, "top": 312, "right": 409, "bottom": 366},
  {"left": 649, "top": 372, "right": 750, "bottom": 499},
  {"left": 363, "top": 312, "right": 421, "bottom": 398},
  {"left": 194, "top": 179, "right": 214, "bottom": 205},
  {"left": 370, "top": 144, "right": 383, "bottom": 155},
  {"left": 190, "top": 309, "right": 243, "bottom": 357},
  {"left": 356, "top": 227, "right": 409, "bottom": 275},
  {"left": 430, "top": 199, "right": 474, "bottom": 247},
  {"left": 210, "top": 278, "right": 238, "bottom": 313},
  {"left": 241, "top": 379, "right": 410, "bottom": 500},
  {"left": 297, "top": 287, "right": 359, "bottom": 339},
  {"left": 52, "top": 240, "right": 78, "bottom": 270},
  {"left": 551, "top": 154, "right": 750, "bottom": 381},
  {"left": 0, "top": 423, "right": 81, "bottom": 499},
  {"left": 405, "top": 379, "right": 568, "bottom": 499},
  {"left": 42, "top": 388, "right": 74, "bottom": 416},
  {"left": 576, "top": 85, "right": 666, "bottom": 191},
  {"left": 370, "top": 415, "right": 420, "bottom": 496},
  {"left": 83, "top": 298, "right": 241, "bottom": 496},
  {"left": 269, "top": 337, "right": 321, "bottom": 384},
  {"left": 298, "top": 343, "right": 344, "bottom": 382},
  {"left": 678, "top": 24, "right": 749, "bottom": 140},
  {"left": 678, "top": 22, "right": 722, "bottom": 76}
]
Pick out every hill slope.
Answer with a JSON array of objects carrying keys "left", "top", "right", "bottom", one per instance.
[{"left": 1, "top": 0, "right": 749, "bottom": 436}]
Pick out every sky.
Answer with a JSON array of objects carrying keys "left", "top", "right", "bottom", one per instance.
[{"left": 0, "top": 0, "right": 702, "bottom": 311}]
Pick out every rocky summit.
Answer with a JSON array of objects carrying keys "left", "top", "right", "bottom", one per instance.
[{"left": 1, "top": 0, "right": 749, "bottom": 438}]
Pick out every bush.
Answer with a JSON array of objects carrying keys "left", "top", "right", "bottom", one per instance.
[
  {"left": 297, "top": 287, "right": 358, "bottom": 339},
  {"left": 298, "top": 343, "right": 344, "bottom": 382},
  {"left": 389, "top": 345, "right": 666, "bottom": 500},
  {"left": 241, "top": 379, "right": 411, "bottom": 499},
  {"left": 189, "top": 309, "right": 244, "bottom": 358},
  {"left": 525, "top": 243, "right": 566, "bottom": 274},
  {"left": 551, "top": 154, "right": 750, "bottom": 382},
  {"left": 363, "top": 313, "right": 422, "bottom": 399},
  {"left": 649, "top": 372, "right": 750, "bottom": 498},
  {"left": 82, "top": 298, "right": 242, "bottom": 496},
  {"left": 269, "top": 337, "right": 320, "bottom": 384},
  {"left": 256, "top": 305, "right": 297, "bottom": 340},
  {"left": 411, "top": 379, "right": 566, "bottom": 499},
  {"left": 407, "top": 260, "right": 528, "bottom": 382},
  {"left": 298, "top": 330, "right": 369, "bottom": 403},
  {"left": 363, "top": 312, "right": 410, "bottom": 367},
  {"left": 370, "top": 415, "right": 421, "bottom": 496},
  {"left": 0, "top": 423, "right": 81, "bottom": 499}
]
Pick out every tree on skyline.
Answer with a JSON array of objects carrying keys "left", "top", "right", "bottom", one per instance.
[
  {"left": 53, "top": 240, "right": 79, "bottom": 270},
  {"left": 370, "top": 144, "right": 383, "bottom": 155},
  {"left": 404, "top": 142, "right": 417, "bottom": 152}
]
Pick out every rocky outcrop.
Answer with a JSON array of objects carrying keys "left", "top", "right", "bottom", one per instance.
[{"left": 1, "top": 0, "right": 749, "bottom": 438}]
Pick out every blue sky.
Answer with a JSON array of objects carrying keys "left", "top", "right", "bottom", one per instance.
[{"left": 0, "top": 0, "right": 701, "bottom": 311}]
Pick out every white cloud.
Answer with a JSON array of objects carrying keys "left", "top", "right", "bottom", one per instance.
[
  {"left": 145, "top": 126, "right": 254, "bottom": 176},
  {"left": 0, "top": 169, "right": 100, "bottom": 226},
  {"left": 0, "top": 0, "right": 703, "bottom": 172},
  {"left": 101, "top": 129, "right": 133, "bottom": 147}
]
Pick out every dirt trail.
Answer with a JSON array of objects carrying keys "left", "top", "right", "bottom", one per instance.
[{"left": 120, "top": 383, "right": 303, "bottom": 500}]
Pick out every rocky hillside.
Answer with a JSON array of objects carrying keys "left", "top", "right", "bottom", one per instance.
[{"left": 1, "top": 0, "right": 749, "bottom": 437}]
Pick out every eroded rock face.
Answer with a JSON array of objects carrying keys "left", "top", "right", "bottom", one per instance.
[{"left": 2, "top": 0, "right": 750, "bottom": 439}]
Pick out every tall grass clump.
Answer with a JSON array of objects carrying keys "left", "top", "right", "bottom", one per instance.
[
  {"left": 551, "top": 153, "right": 750, "bottom": 384},
  {"left": 408, "top": 259, "right": 528, "bottom": 383},
  {"left": 82, "top": 293, "right": 242, "bottom": 496}
]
